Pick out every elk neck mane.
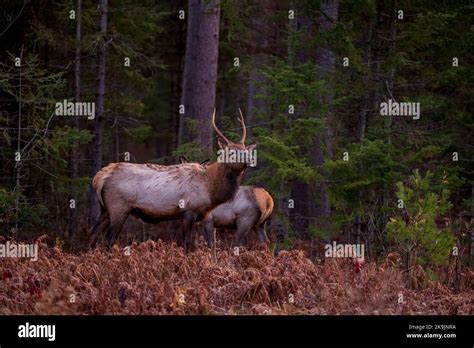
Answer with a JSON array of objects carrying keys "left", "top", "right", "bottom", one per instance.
[{"left": 205, "top": 161, "right": 245, "bottom": 206}]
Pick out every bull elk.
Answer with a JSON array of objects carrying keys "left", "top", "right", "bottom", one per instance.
[
  {"left": 180, "top": 157, "right": 273, "bottom": 261},
  {"left": 90, "top": 109, "right": 255, "bottom": 251}
]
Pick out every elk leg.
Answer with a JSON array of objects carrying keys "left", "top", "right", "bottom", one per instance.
[
  {"left": 89, "top": 210, "right": 110, "bottom": 249},
  {"left": 256, "top": 221, "right": 270, "bottom": 245},
  {"left": 190, "top": 226, "right": 198, "bottom": 252},
  {"left": 234, "top": 219, "right": 253, "bottom": 246},
  {"left": 201, "top": 217, "right": 217, "bottom": 261},
  {"left": 182, "top": 212, "right": 196, "bottom": 254},
  {"left": 89, "top": 218, "right": 103, "bottom": 248},
  {"left": 202, "top": 218, "right": 214, "bottom": 247},
  {"left": 105, "top": 209, "right": 129, "bottom": 248},
  {"left": 211, "top": 228, "right": 217, "bottom": 262}
]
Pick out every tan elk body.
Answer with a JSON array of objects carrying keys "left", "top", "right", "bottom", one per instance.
[
  {"left": 202, "top": 186, "right": 273, "bottom": 241},
  {"left": 90, "top": 110, "right": 255, "bottom": 250}
]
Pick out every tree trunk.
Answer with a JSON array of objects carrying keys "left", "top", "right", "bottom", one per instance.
[
  {"left": 357, "top": 19, "right": 374, "bottom": 255},
  {"left": 290, "top": 10, "right": 313, "bottom": 234},
  {"left": 68, "top": 0, "right": 81, "bottom": 244},
  {"left": 178, "top": 0, "right": 199, "bottom": 148},
  {"left": 245, "top": 0, "right": 273, "bottom": 182},
  {"left": 247, "top": 54, "right": 266, "bottom": 138},
  {"left": 385, "top": 9, "right": 397, "bottom": 145},
  {"left": 73, "top": 0, "right": 81, "bottom": 168},
  {"left": 246, "top": 0, "right": 273, "bottom": 138},
  {"left": 471, "top": 184, "right": 474, "bottom": 262},
  {"left": 357, "top": 19, "right": 372, "bottom": 143},
  {"left": 89, "top": 0, "right": 107, "bottom": 228},
  {"left": 179, "top": 0, "right": 220, "bottom": 152},
  {"left": 309, "top": 0, "right": 338, "bottom": 220},
  {"left": 194, "top": 0, "right": 220, "bottom": 151},
  {"left": 315, "top": 0, "right": 338, "bottom": 159}
]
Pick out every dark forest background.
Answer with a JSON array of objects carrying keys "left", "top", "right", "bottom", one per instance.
[{"left": 0, "top": 0, "right": 472, "bottom": 272}]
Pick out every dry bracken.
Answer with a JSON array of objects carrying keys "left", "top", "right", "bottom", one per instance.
[{"left": 0, "top": 240, "right": 472, "bottom": 315}]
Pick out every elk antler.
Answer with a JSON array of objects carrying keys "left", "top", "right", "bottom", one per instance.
[
  {"left": 238, "top": 108, "right": 246, "bottom": 145},
  {"left": 212, "top": 108, "right": 231, "bottom": 145}
]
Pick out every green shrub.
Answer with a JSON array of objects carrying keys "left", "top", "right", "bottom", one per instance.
[{"left": 387, "top": 170, "right": 455, "bottom": 265}]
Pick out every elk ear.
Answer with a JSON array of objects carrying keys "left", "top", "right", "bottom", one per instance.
[
  {"left": 246, "top": 143, "right": 257, "bottom": 152},
  {"left": 179, "top": 156, "right": 189, "bottom": 164},
  {"left": 217, "top": 138, "right": 227, "bottom": 150},
  {"left": 237, "top": 170, "right": 245, "bottom": 184}
]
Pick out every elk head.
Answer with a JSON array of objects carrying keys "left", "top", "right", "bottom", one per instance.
[{"left": 212, "top": 108, "right": 257, "bottom": 170}]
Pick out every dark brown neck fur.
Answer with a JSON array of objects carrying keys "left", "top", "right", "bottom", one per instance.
[{"left": 206, "top": 162, "right": 246, "bottom": 207}]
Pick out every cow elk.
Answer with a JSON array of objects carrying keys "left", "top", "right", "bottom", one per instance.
[
  {"left": 90, "top": 109, "right": 255, "bottom": 251},
  {"left": 180, "top": 157, "right": 273, "bottom": 261}
]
